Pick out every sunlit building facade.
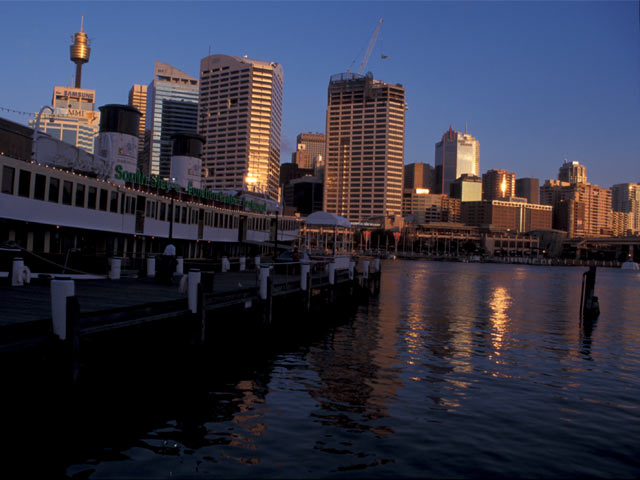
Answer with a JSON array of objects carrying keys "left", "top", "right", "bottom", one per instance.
[
  {"left": 198, "top": 54, "right": 283, "bottom": 201},
  {"left": 558, "top": 160, "right": 587, "bottom": 184},
  {"left": 292, "top": 133, "right": 325, "bottom": 170},
  {"left": 611, "top": 182, "right": 640, "bottom": 233},
  {"left": 434, "top": 126, "right": 479, "bottom": 196},
  {"left": 128, "top": 84, "right": 147, "bottom": 154},
  {"left": 482, "top": 169, "right": 516, "bottom": 201},
  {"left": 324, "top": 72, "right": 405, "bottom": 221},
  {"left": 145, "top": 61, "right": 199, "bottom": 177}
]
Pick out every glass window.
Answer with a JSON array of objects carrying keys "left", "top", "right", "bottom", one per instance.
[
  {"left": 34, "top": 174, "right": 46, "bottom": 200},
  {"left": 181, "top": 207, "right": 187, "bottom": 224},
  {"left": 62, "top": 181, "right": 73, "bottom": 205},
  {"left": 62, "top": 129, "right": 77, "bottom": 145},
  {"left": 175, "top": 206, "right": 181, "bottom": 222},
  {"left": 99, "top": 189, "right": 108, "bottom": 211},
  {"left": 88, "top": 186, "right": 97, "bottom": 209},
  {"left": 160, "top": 202, "right": 166, "bottom": 221},
  {"left": 2, "top": 166, "right": 15, "bottom": 194},
  {"left": 110, "top": 191, "right": 118, "bottom": 212},
  {"left": 48, "top": 178, "right": 59, "bottom": 202},
  {"left": 75, "top": 184, "right": 85, "bottom": 207},
  {"left": 18, "top": 170, "right": 31, "bottom": 197}
]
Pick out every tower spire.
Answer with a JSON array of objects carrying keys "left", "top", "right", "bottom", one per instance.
[{"left": 70, "top": 16, "right": 90, "bottom": 88}]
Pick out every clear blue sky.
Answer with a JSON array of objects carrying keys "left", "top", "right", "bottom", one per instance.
[{"left": 1, "top": 1, "right": 638, "bottom": 188}]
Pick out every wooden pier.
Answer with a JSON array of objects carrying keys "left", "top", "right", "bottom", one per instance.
[{"left": 0, "top": 258, "right": 382, "bottom": 382}]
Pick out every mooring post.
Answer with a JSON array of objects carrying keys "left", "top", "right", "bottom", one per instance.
[
  {"left": 188, "top": 269, "right": 201, "bottom": 314},
  {"left": 348, "top": 260, "right": 355, "bottom": 281},
  {"left": 259, "top": 265, "right": 270, "bottom": 300},
  {"left": 176, "top": 256, "right": 184, "bottom": 275},
  {"left": 109, "top": 256, "right": 121, "bottom": 280},
  {"left": 261, "top": 271, "right": 273, "bottom": 325},
  {"left": 51, "top": 278, "right": 75, "bottom": 340},
  {"left": 580, "top": 266, "right": 600, "bottom": 321},
  {"left": 239, "top": 256, "right": 246, "bottom": 271},
  {"left": 11, "top": 257, "right": 26, "bottom": 286},
  {"left": 373, "top": 257, "right": 381, "bottom": 294},
  {"left": 146, "top": 255, "right": 156, "bottom": 278},
  {"left": 65, "top": 295, "right": 80, "bottom": 384},
  {"left": 363, "top": 259, "right": 370, "bottom": 291},
  {"left": 255, "top": 255, "right": 261, "bottom": 269},
  {"left": 221, "top": 256, "right": 230, "bottom": 273},
  {"left": 300, "top": 262, "right": 310, "bottom": 291}
]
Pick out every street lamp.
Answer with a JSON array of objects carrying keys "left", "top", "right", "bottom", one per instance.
[{"left": 32, "top": 105, "right": 54, "bottom": 162}]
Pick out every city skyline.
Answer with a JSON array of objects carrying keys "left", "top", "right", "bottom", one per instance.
[{"left": 1, "top": 1, "right": 638, "bottom": 188}]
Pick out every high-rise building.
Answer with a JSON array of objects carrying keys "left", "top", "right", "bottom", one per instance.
[
  {"left": 482, "top": 169, "right": 516, "bottom": 201},
  {"left": 516, "top": 177, "right": 539, "bottom": 204},
  {"left": 403, "top": 189, "right": 460, "bottom": 224},
  {"left": 145, "top": 61, "right": 199, "bottom": 177},
  {"left": 404, "top": 162, "right": 434, "bottom": 191},
  {"left": 558, "top": 160, "right": 587, "bottom": 184},
  {"left": 540, "top": 180, "right": 612, "bottom": 237},
  {"left": 29, "top": 21, "right": 99, "bottom": 154},
  {"left": 434, "top": 126, "right": 479, "bottom": 196},
  {"left": 611, "top": 183, "right": 640, "bottom": 233},
  {"left": 128, "top": 84, "right": 147, "bottom": 154},
  {"left": 324, "top": 72, "right": 405, "bottom": 221},
  {"left": 198, "top": 54, "right": 283, "bottom": 200},
  {"left": 450, "top": 173, "right": 482, "bottom": 202},
  {"left": 292, "top": 133, "right": 325, "bottom": 169}
]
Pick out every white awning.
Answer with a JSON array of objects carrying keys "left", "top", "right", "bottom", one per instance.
[{"left": 304, "top": 211, "right": 351, "bottom": 228}]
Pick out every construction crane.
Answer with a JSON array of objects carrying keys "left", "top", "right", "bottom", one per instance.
[{"left": 348, "top": 18, "right": 387, "bottom": 76}]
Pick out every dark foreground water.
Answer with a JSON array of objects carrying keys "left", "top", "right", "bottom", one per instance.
[{"left": 6, "top": 261, "right": 640, "bottom": 478}]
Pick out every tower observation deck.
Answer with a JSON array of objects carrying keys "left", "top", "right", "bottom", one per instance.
[{"left": 69, "top": 17, "right": 90, "bottom": 88}]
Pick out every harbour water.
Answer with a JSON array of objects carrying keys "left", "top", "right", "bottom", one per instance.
[{"left": 7, "top": 260, "right": 640, "bottom": 478}]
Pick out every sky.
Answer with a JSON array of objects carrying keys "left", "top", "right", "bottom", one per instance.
[{"left": 1, "top": 1, "right": 639, "bottom": 188}]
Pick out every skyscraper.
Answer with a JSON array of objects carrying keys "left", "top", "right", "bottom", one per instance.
[
  {"left": 611, "top": 183, "right": 640, "bottom": 233},
  {"left": 403, "top": 162, "right": 434, "bottom": 191},
  {"left": 324, "top": 72, "right": 405, "bottom": 221},
  {"left": 292, "top": 133, "right": 325, "bottom": 170},
  {"left": 558, "top": 160, "right": 587, "bottom": 184},
  {"left": 145, "top": 61, "right": 199, "bottom": 177},
  {"left": 29, "top": 21, "right": 100, "bottom": 154},
  {"left": 516, "top": 177, "right": 539, "bottom": 204},
  {"left": 198, "top": 54, "right": 283, "bottom": 200},
  {"left": 128, "top": 84, "right": 147, "bottom": 154},
  {"left": 434, "top": 126, "right": 479, "bottom": 196},
  {"left": 482, "top": 169, "right": 516, "bottom": 201}
]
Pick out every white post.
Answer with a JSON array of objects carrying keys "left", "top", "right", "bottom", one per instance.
[
  {"left": 176, "top": 257, "right": 184, "bottom": 275},
  {"left": 373, "top": 257, "right": 380, "bottom": 273},
  {"left": 363, "top": 260, "right": 370, "bottom": 279},
  {"left": 147, "top": 256, "right": 155, "bottom": 278},
  {"left": 259, "top": 265, "right": 270, "bottom": 300},
  {"left": 349, "top": 260, "right": 355, "bottom": 280},
  {"left": 188, "top": 269, "right": 201, "bottom": 314},
  {"left": 254, "top": 256, "right": 261, "bottom": 269},
  {"left": 329, "top": 260, "right": 336, "bottom": 285},
  {"left": 222, "top": 256, "right": 230, "bottom": 272},
  {"left": 109, "top": 257, "right": 121, "bottom": 280},
  {"left": 11, "top": 258, "right": 25, "bottom": 286},
  {"left": 239, "top": 256, "right": 246, "bottom": 271},
  {"left": 51, "top": 279, "right": 75, "bottom": 340},
  {"left": 301, "top": 262, "right": 310, "bottom": 290}
]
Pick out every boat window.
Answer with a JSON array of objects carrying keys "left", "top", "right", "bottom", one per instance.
[
  {"left": 88, "top": 187, "right": 97, "bottom": 209},
  {"left": 160, "top": 202, "right": 166, "bottom": 221},
  {"left": 110, "top": 191, "right": 118, "bottom": 212},
  {"left": 75, "top": 184, "right": 85, "bottom": 207},
  {"left": 17, "top": 170, "right": 31, "bottom": 197},
  {"left": 62, "top": 181, "right": 73, "bottom": 205},
  {"left": 34, "top": 174, "right": 46, "bottom": 200},
  {"left": 99, "top": 189, "right": 108, "bottom": 211},
  {"left": 2, "top": 166, "right": 15, "bottom": 194},
  {"left": 48, "top": 178, "right": 59, "bottom": 203},
  {"left": 181, "top": 207, "right": 188, "bottom": 224}
]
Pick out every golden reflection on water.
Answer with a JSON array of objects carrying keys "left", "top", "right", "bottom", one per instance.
[{"left": 489, "top": 286, "right": 512, "bottom": 358}]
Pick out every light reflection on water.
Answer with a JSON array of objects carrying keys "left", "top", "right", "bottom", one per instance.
[{"left": 54, "top": 261, "right": 640, "bottom": 477}]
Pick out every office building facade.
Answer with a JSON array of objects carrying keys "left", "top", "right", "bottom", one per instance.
[
  {"left": 324, "top": 72, "right": 405, "bottom": 221},
  {"left": 558, "top": 160, "right": 587, "bottom": 184},
  {"left": 403, "top": 189, "right": 460, "bottom": 224},
  {"left": 128, "top": 84, "right": 148, "bottom": 154},
  {"left": 450, "top": 173, "right": 482, "bottom": 202},
  {"left": 434, "top": 126, "right": 479, "bottom": 196},
  {"left": 611, "top": 183, "right": 639, "bottom": 233},
  {"left": 482, "top": 169, "right": 516, "bottom": 201},
  {"left": 404, "top": 162, "right": 434, "bottom": 191},
  {"left": 516, "top": 177, "right": 539, "bottom": 204},
  {"left": 145, "top": 61, "right": 199, "bottom": 177},
  {"left": 198, "top": 54, "right": 283, "bottom": 200},
  {"left": 292, "top": 132, "right": 325, "bottom": 169},
  {"left": 462, "top": 200, "right": 552, "bottom": 233}
]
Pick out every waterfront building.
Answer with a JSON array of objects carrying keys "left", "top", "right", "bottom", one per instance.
[
  {"left": 462, "top": 199, "right": 552, "bottom": 233},
  {"left": 145, "top": 61, "right": 199, "bottom": 178},
  {"left": 482, "top": 169, "right": 516, "bottom": 201},
  {"left": 450, "top": 173, "right": 482, "bottom": 202},
  {"left": 516, "top": 177, "right": 539, "bottom": 204},
  {"left": 434, "top": 126, "right": 479, "bottom": 195},
  {"left": 612, "top": 211, "right": 634, "bottom": 237},
  {"left": 404, "top": 162, "right": 434, "bottom": 191},
  {"left": 540, "top": 180, "right": 612, "bottom": 237},
  {"left": 324, "top": 72, "right": 405, "bottom": 222},
  {"left": 611, "top": 183, "right": 640, "bottom": 233},
  {"left": 198, "top": 54, "right": 283, "bottom": 201},
  {"left": 402, "top": 189, "right": 461, "bottom": 224},
  {"left": 283, "top": 176, "right": 324, "bottom": 215},
  {"left": 558, "top": 159, "right": 587, "bottom": 184},
  {"left": 127, "top": 84, "right": 148, "bottom": 154},
  {"left": 292, "top": 133, "right": 325, "bottom": 170}
]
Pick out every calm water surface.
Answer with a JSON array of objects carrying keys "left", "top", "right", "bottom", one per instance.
[{"left": 15, "top": 261, "right": 640, "bottom": 478}]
